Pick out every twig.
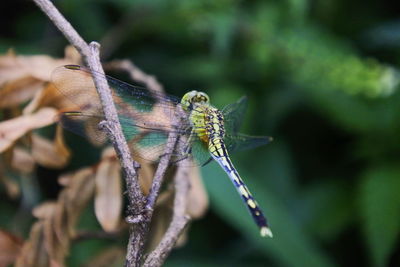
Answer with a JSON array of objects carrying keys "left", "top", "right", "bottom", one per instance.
[
  {"left": 32, "top": 0, "right": 143, "bottom": 210},
  {"left": 33, "top": 1, "right": 189, "bottom": 265},
  {"left": 143, "top": 165, "right": 191, "bottom": 267},
  {"left": 32, "top": 0, "right": 146, "bottom": 265},
  {"left": 104, "top": 60, "right": 165, "bottom": 94},
  {"left": 145, "top": 130, "right": 179, "bottom": 210},
  {"left": 73, "top": 230, "right": 124, "bottom": 242}
]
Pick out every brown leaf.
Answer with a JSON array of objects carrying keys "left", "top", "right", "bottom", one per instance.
[
  {"left": 62, "top": 167, "right": 95, "bottom": 237},
  {"left": 0, "top": 49, "right": 78, "bottom": 84},
  {"left": 83, "top": 246, "right": 125, "bottom": 267},
  {"left": 0, "top": 229, "right": 23, "bottom": 267},
  {"left": 0, "top": 76, "right": 43, "bottom": 108},
  {"left": 11, "top": 147, "right": 35, "bottom": 174},
  {"left": 0, "top": 49, "right": 80, "bottom": 109},
  {"left": 23, "top": 83, "right": 78, "bottom": 114},
  {"left": 20, "top": 167, "right": 95, "bottom": 267},
  {"left": 134, "top": 155, "right": 156, "bottom": 195},
  {"left": 186, "top": 166, "right": 208, "bottom": 219},
  {"left": 32, "top": 202, "right": 57, "bottom": 220},
  {"left": 15, "top": 222, "right": 50, "bottom": 267},
  {"left": 31, "top": 129, "right": 71, "bottom": 169},
  {"left": 146, "top": 197, "right": 173, "bottom": 252},
  {"left": 45, "top": 203, "right": 69, "bottom": 265},
  {"left": 0, "top": 107, "right": 58, "bottom": 152},
  {"left": 95, "top": 148, "right": 122, "bottom": 232},
  {"left": 0, "top": 174, "right": 20, "bottom": 199}
]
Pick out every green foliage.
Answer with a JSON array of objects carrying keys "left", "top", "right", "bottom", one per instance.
[
  {"left": 359, "top": 166, "right": 400, "bottom": 267},
  {"left": 3, "top": 0, "right": 400, "bottom": 265}
]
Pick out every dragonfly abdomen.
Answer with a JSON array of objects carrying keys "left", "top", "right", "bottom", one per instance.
[{"left": 210, "top": 140, "right": 272, "bottom": 238}]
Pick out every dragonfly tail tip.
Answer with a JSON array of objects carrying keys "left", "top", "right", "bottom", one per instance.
[{"left": 260, "top": 227, "right": 273, "bottom": 238}]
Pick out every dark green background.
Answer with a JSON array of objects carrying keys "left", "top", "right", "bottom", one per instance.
[{"left": 2, "top": 0, "right": 400, "bottom": 266}]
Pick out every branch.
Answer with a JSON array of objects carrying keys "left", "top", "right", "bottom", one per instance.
[
  {"left": 32, "top": 0, "right": 143, "bottom": 209},
  {"left": 33, "top": 1, "right": 191, "bottom": 266},
  {"left": 104, "top": 60, "right": 164, "bottom": 94},
  {"left": 143, "top": 165, "right": 191, "bottom": 267},
  {"left": 32, "top": 0, "right": 146, "bottom": 265}
]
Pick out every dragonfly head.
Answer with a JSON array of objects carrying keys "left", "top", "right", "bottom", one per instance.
[{"left": 181, "top": 90, "right": 210, "bottom": 111}]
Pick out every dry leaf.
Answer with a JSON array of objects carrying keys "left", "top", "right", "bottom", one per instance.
[
  {"left": 15, "top": 222, "right": 49, "bottom": 267},
  {"left": 146, "top": 196, "right": 173, "bottom": 251},
  {"left": 0, "top": 107, "right": 58, "bottom": 152},
  {"left": 95, "top": 148, "right": 122, "bottom": 232},
  {"left": 0, "top": 229, "right": 23, "bottom": 267},
  {"left": 0, "top": 76, "right": 43, "bottom": 108},
  {"left": 31, "top": 130, "right": 70, "bottom": 169},
  {"left": 186, "top": 166, "right": 208, "bottom": 218},
  {"left": 134, "top": 155, "right": 156, "bottom": 195},
  {"left": 62, "top": 167, "right": 96, "bottom": 237},
  {"left": 0, "top": 49, "right": 78, "bottom": 84},
  {"left": 23, "top": 83, "right": 79, "bottom": 115},
  {"left": 83, "top": 246, "right": 125, "bottom": 267},
  {"left": 46, "top": 203, "right": 69, "bottom": 265},
  {"left": 0, "top": 174, "right": 20, "bottom": 199},
  {"left": 32, "top": 202, "right": 57, "bottom": 220},
  {"left": 0, "top": 48, "right": 80, "bottom": 109},
  {"left": 11, "top": 148, "right": 35, "bottom": 174},
  {"left": 17, "top": 167, "right": 95, "bottom": 267}
]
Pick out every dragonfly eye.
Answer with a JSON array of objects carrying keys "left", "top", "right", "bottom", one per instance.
[
  {"left": 181, "top": 90, "right": 210, "bottom": 110},
  {"left": 197, "top": 92, "right": 210, "bottom": 103}
]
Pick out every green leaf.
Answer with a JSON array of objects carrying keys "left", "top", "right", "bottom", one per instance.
[
  {"left": 202, "top": 155, "right": 334, "bottom": 267},
  {"left": 359, "top": 165, "right": 400, "bottom": 267}
]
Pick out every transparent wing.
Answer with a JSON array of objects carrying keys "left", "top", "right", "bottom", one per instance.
[
  {"left": 52, "top": 65, "right": 197, "bottom": 163},
  {"left": 224, "top": 133, "right": 272, "bottom": 154},
  {"left": 52, "top": 65, "right": 184, "bottom": 132},
  {"left": 222, "top": 96, "right": 248, "bottom": 134}
]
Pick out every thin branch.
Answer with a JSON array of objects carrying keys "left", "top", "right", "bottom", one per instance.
[
  {"left": 145, "top": 107, "right": 185, "bottom": 211},
  {"left": 73, "top": 230, "right": 124, "bottom": 242},
  {"left": 104, "top": 60, "right": 165, "bottom": 94},
  {"left": 143, "top": 165, "right": 191, "bottom": 267},
  {"left": 32, "top": 0, "right": 143, "bottom": 210},
  {"left": 33, "top": 1, "right": 191, "bottom": 266},
  {"left": 32, "top": 0, "right": 146, "bottom": 265},
  {"left": 32, "top": 0, "right": 88, "bottom": 55}
]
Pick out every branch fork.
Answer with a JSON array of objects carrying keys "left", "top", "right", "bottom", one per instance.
[{"left": 32, "top": 0, "right": 192, "bottom": 266}]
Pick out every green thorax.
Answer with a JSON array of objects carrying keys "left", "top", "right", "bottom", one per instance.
[{"left": 181, "top": 91, "right": 225, "bottom": 144}]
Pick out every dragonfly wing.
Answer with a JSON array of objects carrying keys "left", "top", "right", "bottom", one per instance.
[
  {"left": 222, "top": 96, "right": 248, "bottom": 134},
  {"left": 225, "top": 133, "right": 272, "bottom": 154},
  {"left": 60, "top": 111, "right": 193, "bottom": 163},
  {"left": 59, "top": 112, "right": 108, "bottom": 146},
  {"left": 52, "top": 65, "right": 181, "bottom": 131},
  {"left": 52, "top": 65, "right": 194, "bottom": 162}
]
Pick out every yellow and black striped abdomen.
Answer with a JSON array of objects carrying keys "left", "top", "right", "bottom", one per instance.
[{"left": 209, "top": 137, "right": 272, "bottom": 237}]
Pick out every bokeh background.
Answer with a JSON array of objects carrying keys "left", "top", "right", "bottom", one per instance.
[{"left": 2, "top": 0, "right": 400, "bottom": 266}]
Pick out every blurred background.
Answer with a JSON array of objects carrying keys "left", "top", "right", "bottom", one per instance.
[{"left": 1, "top": 0, "right": 400, "bottom": 266}]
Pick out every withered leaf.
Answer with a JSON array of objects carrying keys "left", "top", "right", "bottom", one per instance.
[
  {"left": 0, "top": 49, "right": 77, "bottom": 84},
  {"left": 15, "top": 222, "right": 49, "bottom": 267},
  {"left": 186, "top": 166, "right": 208, "bottom": 219},
  {"left": 31, "top": 129, "right": 70, "bottom": 169},
  {"left": 11, "top": 147, "right": 35, "bottom": 174},
  {"left": 63, "top": 167, "right": 95, "bottom": 237},
  {"left": 0, "top": 49, "right": 79, "bottom": 109},
  {"left": 83, "top": 246, "right": 125, "bottom": 267},
  {"left": 0, "top": 107, "right": 58, "bottom": 152},
  {"left": 0, "top": 229, "right": 23, "bottom": 267},
  {"left": 32, "top": 202, "right": 57, "bottom": 220},
  {"left": 0, "top": 76, "right": 43, "bottom": 109},
  {"left": 95, "top": 148, "right": 122, "bottom": 232}
]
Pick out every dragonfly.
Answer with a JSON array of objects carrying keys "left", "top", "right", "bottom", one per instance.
[{"left": 52, "top": 64, "right": 273, "bottom": 237}]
